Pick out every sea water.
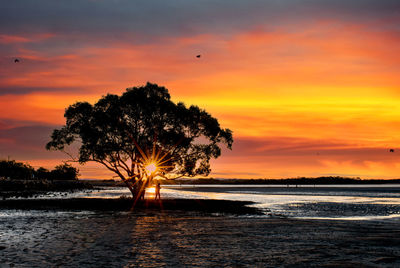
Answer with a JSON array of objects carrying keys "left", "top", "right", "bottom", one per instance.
[
  {"left": 2, "top": 185, "right": 400, "bottom": 267},
  {"left": 162, "top": 184, "right": 400, "bottom": 221},
  {"left": 21, "top": 184, "right": 400, "bottom": 221}
]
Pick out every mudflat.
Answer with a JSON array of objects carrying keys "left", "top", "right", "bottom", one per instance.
[{"left": 1, "top": 200, "right": 400, "bottom": 267}]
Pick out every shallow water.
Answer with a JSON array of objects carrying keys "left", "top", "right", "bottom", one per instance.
[
  {"left": 2, "top": 185, "right": 400, "bottom": 267},
  {"left": 1, "top": 210, "right": 400, "bottom": 267},
  {"left": 10, "top": 184, "right": 400, "bottom": 221},
  {"left": 64, "top": 184, "right": 400, "bottom": 221}
]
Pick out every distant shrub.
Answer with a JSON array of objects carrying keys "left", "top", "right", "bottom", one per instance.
[
  {"left": 0, "top": 160, "right": 34, "bottom": 180},
  {"left": 50, "top": 163, "right": 79, "bottom": 180},
  {"left": 0, "top": 160, "right": 79, "bottom": 180}
]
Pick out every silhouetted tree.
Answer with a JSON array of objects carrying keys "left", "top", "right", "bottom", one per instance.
[
  {"left": 0, "top": 160, "right": 34, "bottom": 180},
  {"left": 34, "top": 167, "right": 50, "bottom": 180},
  {"left": 46, "top": 82, "right": 233, "bottom": 199},
  {"left": 50, "top": 163, "right": 79, "bottom": 180}
]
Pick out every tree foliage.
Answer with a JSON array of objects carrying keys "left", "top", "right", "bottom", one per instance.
[
  {"left": 50, "top": 163, "right": 80, "bottom": 180},
  {"left": 0, "top": 160, "right": 33, "bottom": 180},
  {"left": 0, "top": 160, "right": 79, "bottom": 180},
  {"left": 46, "top": 82, "right": 233, "bottom": 197}
]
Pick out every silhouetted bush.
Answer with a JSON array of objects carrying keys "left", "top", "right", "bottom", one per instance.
[
  {"left": 0, "top": 160, "right": 79, "bottom": 181},
  {"left": 50, "top": 163, "right": 79, "bottom": 180},
  {"left": 0, "top": 160, "right": 34, "bottom": 180}
]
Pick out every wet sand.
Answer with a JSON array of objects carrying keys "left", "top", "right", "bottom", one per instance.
[{"left": 1, "top": 203, "right": 400, "bottom": 267}]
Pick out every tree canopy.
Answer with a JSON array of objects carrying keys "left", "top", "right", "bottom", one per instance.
[{"left": 46, "top": 82, "right": 233, "bottom": 198}]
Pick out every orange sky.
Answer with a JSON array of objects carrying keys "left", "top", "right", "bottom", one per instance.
[{"left": 1, "top": 1, "right": 400, "bottom": 179}]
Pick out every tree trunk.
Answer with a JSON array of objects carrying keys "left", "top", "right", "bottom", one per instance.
[{"left": 121, "top": 177, "right": 146, "bottom": 201}]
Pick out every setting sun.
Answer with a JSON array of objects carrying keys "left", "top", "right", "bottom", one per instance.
[{"left": 145, "top": 163, "right": 157, "bottom": 176}]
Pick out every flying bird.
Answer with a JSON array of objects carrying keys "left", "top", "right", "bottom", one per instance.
[
  {"left": 14, "top": 58, "right": 20, "bottom": 63},
  {"left": 196, "top": 55, "right": 201, "bottom": 58},
  {"left": 390, "top": 149, "right": 395, "bottom": 153}
]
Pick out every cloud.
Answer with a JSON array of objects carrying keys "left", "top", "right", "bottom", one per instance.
[
  {"left": 1, "top": 1, "right": 399, "bottom": 42},
  {"left": 0, "top": 86, "right": 82, "bottom": 95},
  {"left": 210, "top": 136, "right": 400, "bottom": 179},
  {"left": 224, "top": 136, "right": 394, "bottom": 159},
  {"left": 0, "top": 34, "right": 30, "bottom": 44},
  {"left": 0, "top": 123, "right": 66, "bottom": 160}
]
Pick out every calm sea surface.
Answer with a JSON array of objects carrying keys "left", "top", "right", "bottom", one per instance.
[
  {"left": 161, "top": 184, "right": 400, "bottom": 221},
  {"left": 14, "top": 184, "right": 400, "bottom": 221}
]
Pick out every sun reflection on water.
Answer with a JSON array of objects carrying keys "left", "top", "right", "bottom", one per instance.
[{"left": 146, "top": 187, "right": 156, "bottom": 194}]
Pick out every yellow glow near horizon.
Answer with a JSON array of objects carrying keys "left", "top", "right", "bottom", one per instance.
[{"left": 146, "top": 187, "right": 156, "bottom": 194}]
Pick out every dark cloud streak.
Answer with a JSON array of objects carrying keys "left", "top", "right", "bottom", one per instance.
[
  {"left": 1, "top": 0, "right": 399, "bottom": 42},
  {"left": 0, "top": 124, "right": 67, "bottom": 160},
  {"left": 0, "top": 86, "right": 83, "bottom": 95}
]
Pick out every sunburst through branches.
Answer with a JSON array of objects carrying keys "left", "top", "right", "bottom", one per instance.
[
  {"left": 144, "top": 163, "right": 157, "bottom": 176},
  {"left": 130, "top": 135, "right": 176, "bottom": 182}
]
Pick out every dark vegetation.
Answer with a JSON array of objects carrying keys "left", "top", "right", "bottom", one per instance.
[
  {"left": 0, "top": 160, "right": 79, "bottom": 180},
  {"left": 0, "top": 160, "right": 92, "bottom": 198},
  {"left": 0, "top": 180, "right": 92, "bottom": 199},
  {"left": 83, "top": 176, "right": 400, "bottom": 188},
  {"left": 159, "top": 176, "right": 400, "bottom": 185}
]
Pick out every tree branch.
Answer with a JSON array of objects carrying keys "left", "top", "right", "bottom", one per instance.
[
  {"left": 116, "top": 151, "right": 131, "bottom": 176},
  {"left": 92, "top": 159, "right": 118, "bottom": 173},
  {"left": 61, "top": 149, "right": 78, "bottom": 162}
]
